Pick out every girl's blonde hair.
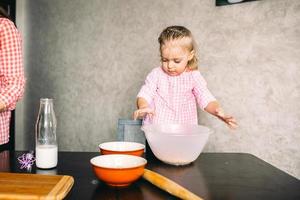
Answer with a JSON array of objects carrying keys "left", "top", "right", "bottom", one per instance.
[{"left": 158, "top": 26, "right": 198, "bottom": 70}]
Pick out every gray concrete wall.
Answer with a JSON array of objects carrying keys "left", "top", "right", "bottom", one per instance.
[{"left": 16, "top": 0, "right": 300, "bottom": 179}]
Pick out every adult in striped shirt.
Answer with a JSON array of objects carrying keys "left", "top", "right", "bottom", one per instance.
[
  {"left": 133, "top": 26, "right": 237, "bottom": 129},
  {"left": 0, "top": 7, "right": 26, "bottom": 148}
]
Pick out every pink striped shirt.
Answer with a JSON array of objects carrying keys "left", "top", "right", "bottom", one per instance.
[
  {"left": 0, "top": 18, "right": 26, "bottom": 144},
  {"left": 137, "top": 67, "right": 216, "bottom": 124}
]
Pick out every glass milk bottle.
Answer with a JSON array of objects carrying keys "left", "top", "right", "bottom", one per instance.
[{"left": 35, "top": 98, "right": 58, "bottom": 169}]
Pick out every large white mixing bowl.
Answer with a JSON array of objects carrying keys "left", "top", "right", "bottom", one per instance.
[{"left": 142, "top": 124, "right": 212, "bottom": 165}]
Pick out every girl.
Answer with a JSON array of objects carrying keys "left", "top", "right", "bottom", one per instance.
[{"left": 133, "top": 26, "right": 237, "bottom": 129}]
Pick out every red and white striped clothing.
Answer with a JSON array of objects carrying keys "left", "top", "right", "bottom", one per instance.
[
  {"left": 138, "top": 67, "right": 216, "bottom": 125},
  {"left": 0, "top": 18, "right": 25, "bottom": 145}
]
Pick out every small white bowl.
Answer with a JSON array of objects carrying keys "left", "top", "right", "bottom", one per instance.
[{"left": 99, "top": 141, "right": 145, "bottom": 156}]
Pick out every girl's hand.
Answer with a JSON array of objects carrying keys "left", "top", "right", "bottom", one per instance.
[
  {"left": 133, "top": 107, "right": 155, "bottom": 120},
  {"left": 215, "top": 108, "right": 238, "bottom": 129}
]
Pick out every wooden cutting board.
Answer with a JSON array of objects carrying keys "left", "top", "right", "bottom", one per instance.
[{"left": 0, "top": 172, "right": 74, "bottom": 200}]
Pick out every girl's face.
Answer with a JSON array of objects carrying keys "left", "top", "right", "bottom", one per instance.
[{"left": 160, "top": 39, "right": 194, "bottom": 76}]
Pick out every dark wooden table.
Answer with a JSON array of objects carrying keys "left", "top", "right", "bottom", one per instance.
[{"left": 0, "top": 150, "right": 299, "bottom": 200}]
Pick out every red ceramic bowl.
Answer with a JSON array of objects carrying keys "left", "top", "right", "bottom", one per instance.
[
  {"left": 99, "top": 141, "right": 145, "bottom": 157},
  {"left": 90, "top": 154, "right": 147, "bottom": 187}
]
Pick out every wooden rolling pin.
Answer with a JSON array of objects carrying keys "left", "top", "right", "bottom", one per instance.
[{"left": 142, "top": 169, "right": 203, "bottom": 200}]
